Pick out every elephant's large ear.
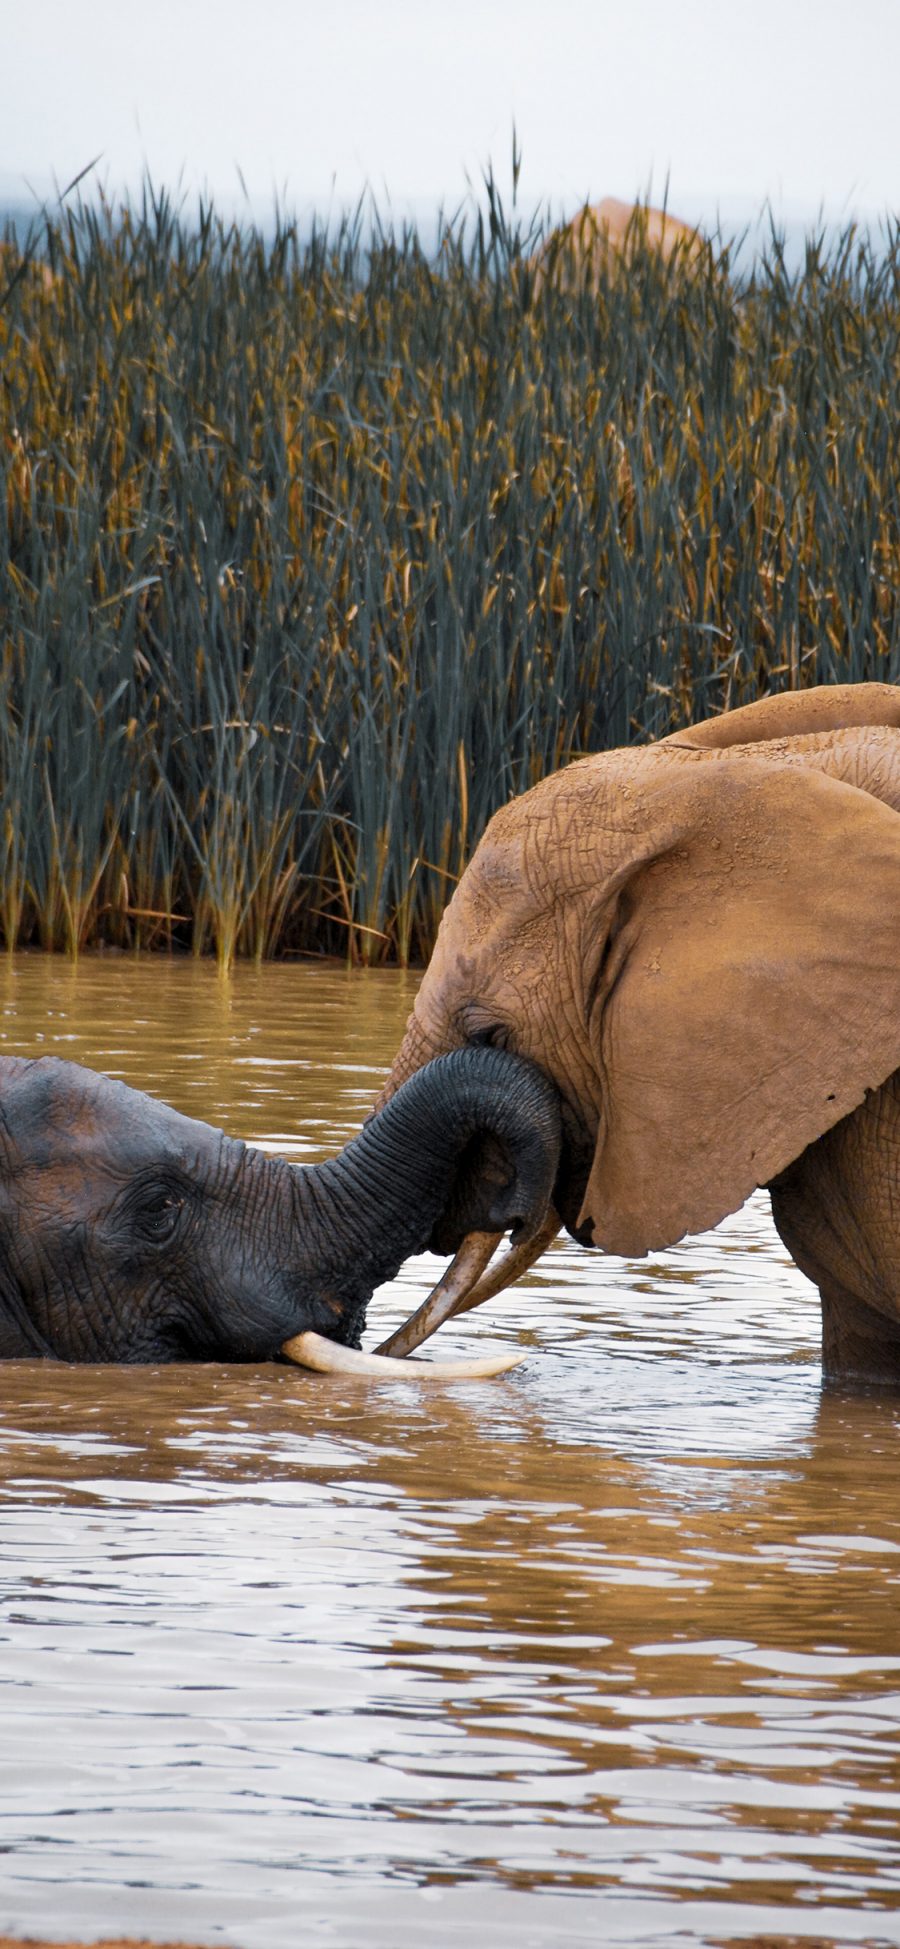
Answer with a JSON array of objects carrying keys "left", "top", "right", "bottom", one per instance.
[{"left": 581, "top": 754, "right": 900, "bottom": 1256}]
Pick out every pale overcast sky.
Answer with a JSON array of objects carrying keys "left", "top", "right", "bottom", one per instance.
[{"left": 4, "top": 0, "right": 898, "bottom": 235}]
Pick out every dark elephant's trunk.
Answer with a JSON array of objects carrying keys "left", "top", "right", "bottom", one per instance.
[{"left": 289, "top": 1047, "right": 561, "bottom": 1346}]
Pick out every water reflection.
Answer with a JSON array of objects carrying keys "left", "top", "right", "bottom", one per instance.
[{"left": 0, "top": 960, "right": 898, "bottom": 1948}]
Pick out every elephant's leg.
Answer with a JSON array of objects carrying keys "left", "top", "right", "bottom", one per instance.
[
  {"left": 769, "top": 1069, "right": 900, "bottom": 1387},
  {"left": 817, "top": 1280, "right": 900, "bottom": 1384}
]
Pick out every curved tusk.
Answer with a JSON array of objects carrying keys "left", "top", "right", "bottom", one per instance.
[
  {"left": 452, "top": 1208, "right": 560, "bottom": 1318},
  {"left": 281, "top": 1329, "right": 524, "bottom": 1381},
  {"left": 374, "top": 1230, "right": 501, "bottom": 1359},
  {"left": 374, "top": 1209, "right": 561, "bottom": 1361}
]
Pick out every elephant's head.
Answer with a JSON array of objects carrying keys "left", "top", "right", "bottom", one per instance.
[
  {"left": 379, "top": 683, "right": 900, "bottom": 1360},
  {"left": 0, "top": 1043, "right": 561, "bottom": 1370}
]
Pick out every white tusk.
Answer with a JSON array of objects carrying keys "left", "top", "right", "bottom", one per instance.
[
  {"left": 375, "top": 1229, "right": 501, "bottom": 1359},
  {"left": 281, "top": 1329, "right": 525, "bottom": 1381}
]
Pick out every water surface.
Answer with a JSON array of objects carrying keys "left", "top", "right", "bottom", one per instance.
[{"left": 0, "top": 958, "right": 898, "bottom": 1947}]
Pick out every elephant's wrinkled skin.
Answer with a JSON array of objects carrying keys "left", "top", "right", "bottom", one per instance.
[
  {"left": 380, "top": 683, "right": 900, "bottom": 1387},
  {"left": 0, "top": 1045, "right": 560, "bottom": 1363}
]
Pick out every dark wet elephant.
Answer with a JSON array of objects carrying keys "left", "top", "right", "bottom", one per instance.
[{"left": 0, "top": 1046, "right": 559, "bottom": 1371}]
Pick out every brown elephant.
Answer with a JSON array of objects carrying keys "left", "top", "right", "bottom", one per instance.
[
  {"left": 378, "top": 682, "right": 900, "bottom": 1387},
  {"left": 533, "top": 196, "right": 706, "bottom": 287}
]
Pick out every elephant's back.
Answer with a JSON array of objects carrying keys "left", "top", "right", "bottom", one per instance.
[{"left": 665, "top": 723, "right": 900, "bottom": 818}]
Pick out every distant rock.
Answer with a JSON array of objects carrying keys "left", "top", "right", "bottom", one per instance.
[
  {"left": 532, "top": 196, "right": 707, "bottom": 287},
  {"left": 0, "top": 1938, "right": 221, "bottom": 1949},
  {"left": 0, "top": 238, "right": 57, "bottom": 294}
]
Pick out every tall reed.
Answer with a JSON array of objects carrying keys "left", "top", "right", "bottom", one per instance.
[{"left": 2, "top": 189, "right": 899, "bottom": 963}]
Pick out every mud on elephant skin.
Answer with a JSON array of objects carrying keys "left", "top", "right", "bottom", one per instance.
[
  {"left": 380, "top": 681, "right": 900, "bottom": 1387},
  {"left": 0, "top": 1043, "right": 560, "bottom": 1373}
]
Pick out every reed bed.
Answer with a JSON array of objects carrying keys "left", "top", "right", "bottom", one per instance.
[{"left": 2, "top": 189, "right": 900, "bottom": 963}]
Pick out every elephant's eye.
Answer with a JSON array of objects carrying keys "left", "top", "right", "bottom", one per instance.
[
  {"left": 467, "top": 1020, "right": 511, "bottom": 1052},
  {"left": 133, "top": 1189, "right": 185, "bottom": 1244}
]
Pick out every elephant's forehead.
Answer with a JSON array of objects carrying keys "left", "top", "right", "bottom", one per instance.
[
  {"left": 0, "top": 1056, "right": 222, "bottom": 1173},
  {"left": 473, "top": 748, "right": 665, "bottom": 869},
  {"left": 420, "top": 819, "right": 588, "bottom": 1038},
  {"left": 438, "top": 749, "right": 650, "bottom": 942},
  {"left": 411, "top": 743, "right": 702, "bottom": 1038}
]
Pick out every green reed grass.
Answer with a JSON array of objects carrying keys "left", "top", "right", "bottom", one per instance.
[{"left": 2, "top": 188, "right": 900, "bottom": 964}]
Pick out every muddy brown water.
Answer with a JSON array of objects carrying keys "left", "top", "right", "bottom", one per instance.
[{"left": 0, "top": 958, "right": 898, "bottom": 1949}]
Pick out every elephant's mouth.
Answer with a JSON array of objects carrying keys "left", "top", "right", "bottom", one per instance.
[{"left": 280, "top": 1213, "right": 561, "bottom": 1383}]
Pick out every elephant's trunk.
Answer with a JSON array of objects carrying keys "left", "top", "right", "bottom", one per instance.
[{"left": 287, "top": 1047, "right": 561, "bottom": 1350}]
